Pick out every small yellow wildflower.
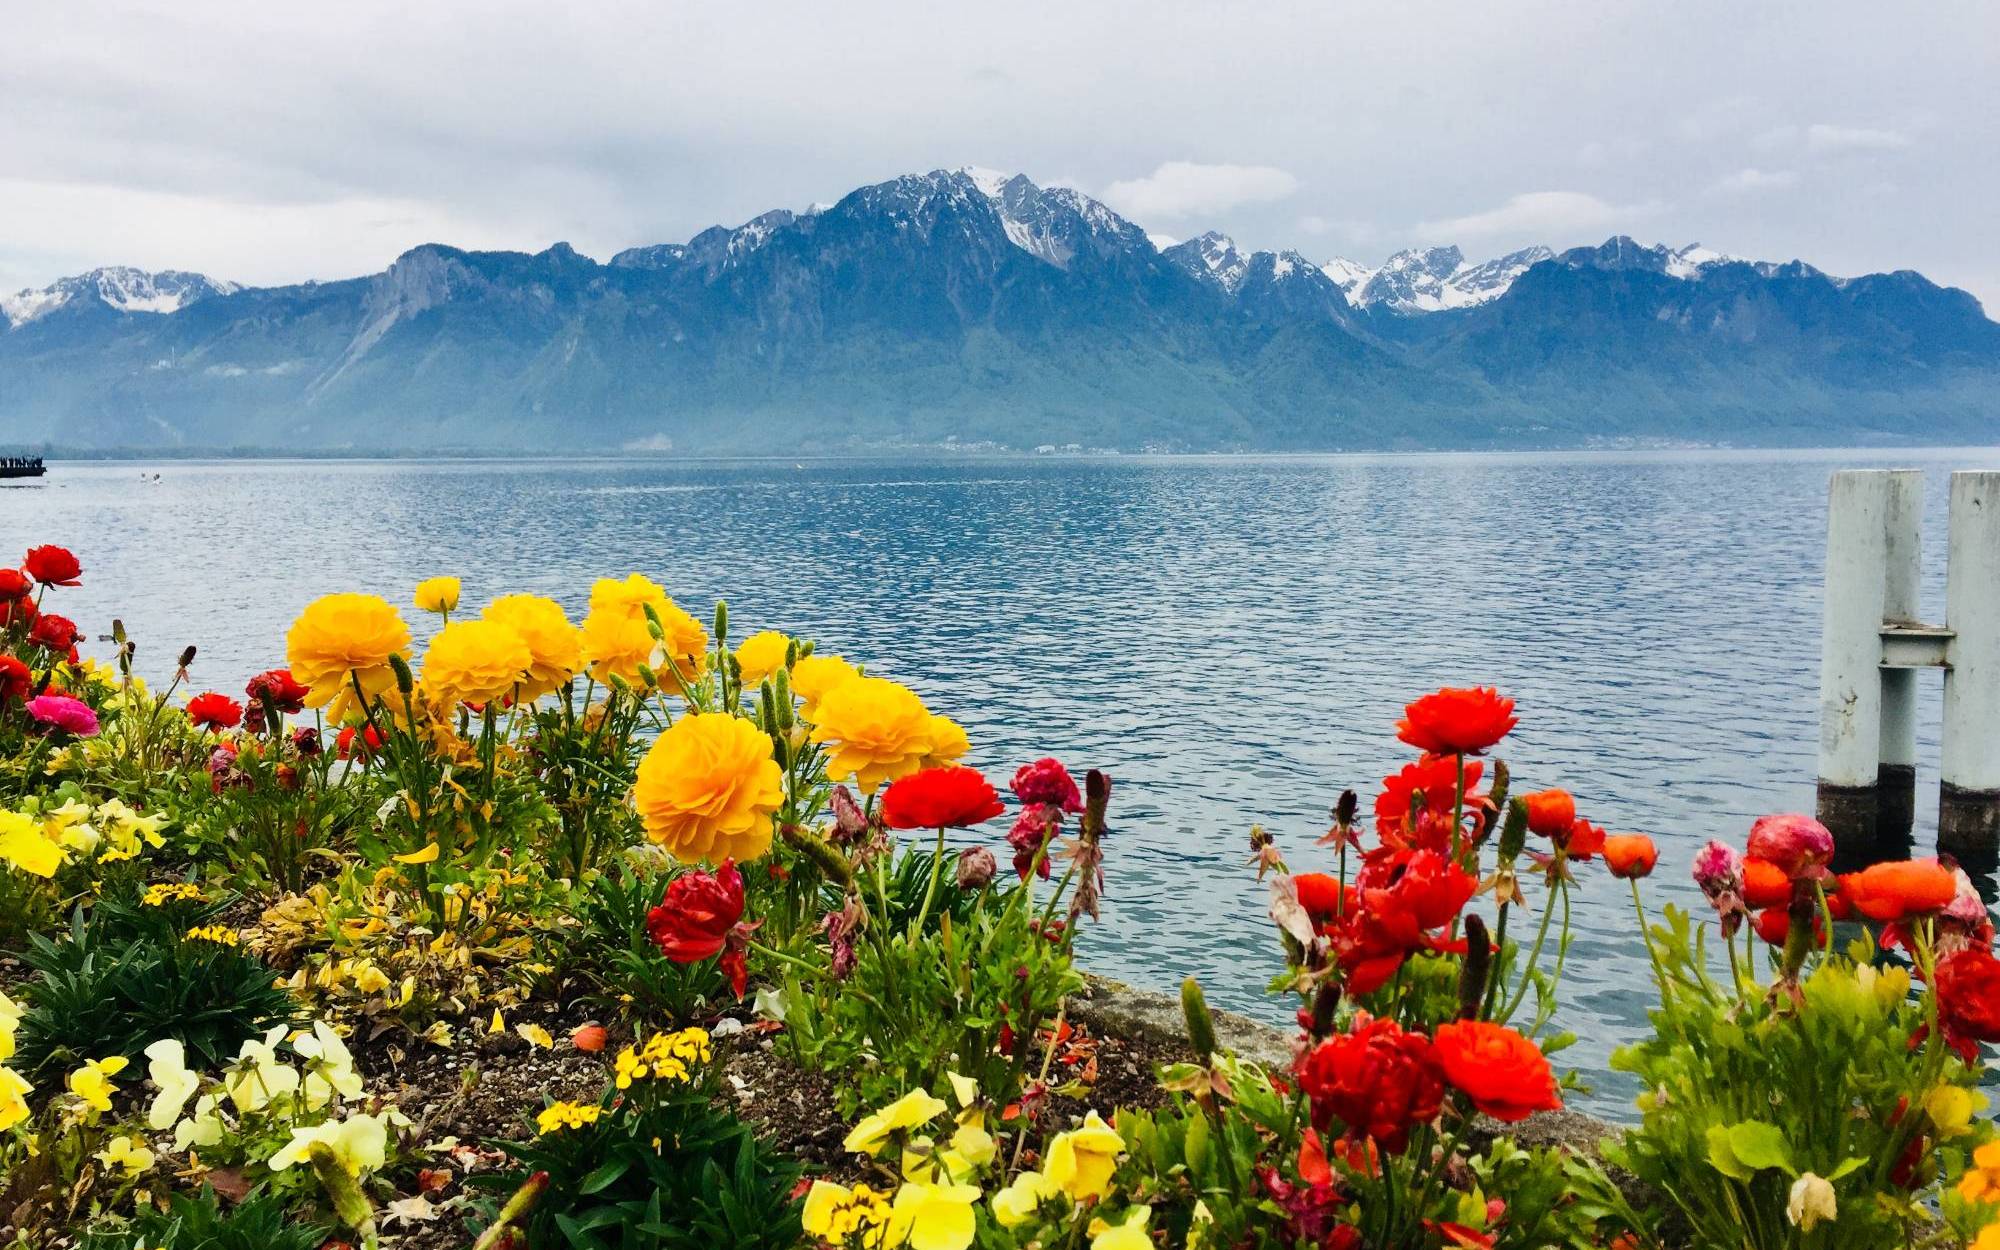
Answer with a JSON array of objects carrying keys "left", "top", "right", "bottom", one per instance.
[
  {"left": 612, "top": 1028, "right": 712, "bottom": 1089},
  {"left": 183, "top": 925, "right": 240, "bottom": 946},
  {"left": 142, "top": 882, "right": 206, "bottom": 907},
  {"left": 535, "top": 1100, "right": 604, "bottom": 1134}
]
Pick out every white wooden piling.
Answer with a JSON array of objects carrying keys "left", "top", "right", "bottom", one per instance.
[
  {"left": 1816, "top": 471, "right": 1910, "bottom": 848},
  {"left": 1941, "top": 471, "right": 2000, "bottom": 857},
  {"left": 1877, "top": 471, "right": 1924, "bottom": 845}
]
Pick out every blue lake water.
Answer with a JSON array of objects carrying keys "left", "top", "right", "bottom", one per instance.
[{"left": 7, "top": 446, "right": 2000, "bottom": 1117}]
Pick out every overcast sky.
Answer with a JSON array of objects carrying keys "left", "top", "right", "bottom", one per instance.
[{"left": 4, "top": 0, "right": 1994, "bottom": 309}]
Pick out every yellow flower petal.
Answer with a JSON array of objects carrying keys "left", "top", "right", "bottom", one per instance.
[{"left": 394, "top": 843, "right": 441, "bottom": 864}]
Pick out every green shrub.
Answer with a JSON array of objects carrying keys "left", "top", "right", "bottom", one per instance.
[
  {"left": 15, "top": 908, "right": 297, "bottom": 1073},
  {"left": 572, "top": 858, "right": 728, "bottom": 1022},
  {"left": 77, "top": 1186, "right": 331, "bottom": 1250}
]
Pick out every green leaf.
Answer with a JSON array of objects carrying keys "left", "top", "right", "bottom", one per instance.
[
  {"left": 577, "top": 1157, "right": 631, "bottom": 1195},
  {"left": 1706, "top": 1124, "right": 1753, "bottom": 1180},
  {"left": 1728, "top": 1121, "right": 1793, "bottom": 1173}
]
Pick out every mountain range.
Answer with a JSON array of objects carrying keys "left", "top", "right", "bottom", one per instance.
[{"left": 2, "top": 167, "right": 1995, "bottom": 453}]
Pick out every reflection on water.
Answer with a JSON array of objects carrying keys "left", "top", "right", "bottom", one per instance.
[{"left": 6, "top": 445, "right": 1999, "bottom": 1117}]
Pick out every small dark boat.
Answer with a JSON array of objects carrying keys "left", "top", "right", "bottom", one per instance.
[{"left": 0, "top": 456, "right": 46, "bottom": 479}]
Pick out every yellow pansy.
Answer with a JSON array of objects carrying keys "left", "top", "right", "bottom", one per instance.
[
  {"left": 733, "top": 630, "right": 792, "bottom": 686},
  {"left": 294, "top": 1021, "right": 364, "bottom": 1107},
  {"left": 67, "top": 1055, "right": 129, "bottom": 1117},
  {"left": 1046, "top": 1110, "right": 1123, "bottom": 1202},
  {"left": 808, "top": 676, "right": 937, "bottom": 794},
  {"left": 888, "top": 1180, "right": 980, "bottom": 1250},
  {"left": 0, "top": 1066, "right": 30, "bottom": 1132},
  {"left": 0, "top": 989, "right": 20, "bottom": 1062},
  {"left": 845, "top": 1088, "right": 949, "bottom": 1156},
  {"left": 1089, "top": 1206, "right": 1152, "bottom": 1250},
  {"left": 0, "top": 809, "right": 65, "bottom": 877},
  {"left": 96, "top": 1133, "right": 156, "bottom": 1177},
  {"left": 991, "top": 1168, "right": 1058, "bottom": 1229},
  {"left": 803, "top": 1180, "right": 894, "bottom": 1247},
  {"left": 267, "top": 1111, "right": 391, "bottom": 1175},
  {"left": 144, "top": 1038, "right": 201, "bottom": 1130},
  {"left": 414, "top": 576, "right": 462, "bottom": 615}
]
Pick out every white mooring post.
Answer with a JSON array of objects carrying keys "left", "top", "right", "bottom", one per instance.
[{"left": 1816, "top": 469, "right": 2000, "bottom": 863}]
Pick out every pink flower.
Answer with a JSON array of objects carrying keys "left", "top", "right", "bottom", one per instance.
[
  {"left": 1011, "top": 758, "right": 1083, "bottom": 814},
  {"left": 1007, "top": 803, "right": 1059, "bottom": 880},
  {"left": 25, "top": 693, "right": 98, "bottom": 737},
  {"left": 1746, "top": 813, "right": 1834, "bottom": 879},
  {"left": 1691, "top": 838, "right": 1749, "bottom": 937}
]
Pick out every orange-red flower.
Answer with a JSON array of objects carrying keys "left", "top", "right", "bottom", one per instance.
[
  {"left": 0, "top": 569, "right": 28, "bottom": 599},
  {"left": 880, "top": 766, "right": 1006, "bottom": 830},
  {"left": 22, "top": 545, "right": 81, "bottom": 587},
  {"left": 1838, "top": 859, "right": 1958, "bottom": 922},
  {"left": 1742, "top": 857, "right": 1791, "bottom": 908},
  {"left": 1602, "top": 835, "right": 1659, "bottom": 879},
  {"left": 1934, "top": 947, "right": 2000, "bottom": 1061},
  {"left": 1394, "top": 687, "right": 1517, "bottom": 756},
  {"left": 27, "top": 613, "right": 79, "bottom": 653},
  {"left": 186, "top": 692, "right": 244, "bottom": 731},
  {"left": 1376, "top": 755, "right": 1484, "bottom": 839},
  {"left": 1294, "top": 872, "right": 1359, "bottom": 928},
  {"left": 1295, "top": 1016, "right": 1444, "bottom": 1152},
  {"left": 1432, "top": 1020, "right": 1561, "bottom": 1122},
  {"left": 647, "top": 860, "right": 750, "bottom": 997},
  {"left": 0, "top": 655, "right": 29, "bottom": 703},
  {"left": 1521, "top": 789, "right": 1576, "bottom": 837},
  {"left": 1560, "top": 818, "right": 1607, "bottom": 860}
]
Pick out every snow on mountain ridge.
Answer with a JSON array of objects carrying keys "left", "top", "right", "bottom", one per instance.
[{"left": 2, "top": 267, "right": 238, "bottom": 329}]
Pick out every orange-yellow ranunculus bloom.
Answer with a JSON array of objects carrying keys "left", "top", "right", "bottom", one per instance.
[
  {"left": 922, "top": 715, "right": 970, "bottom": 769},
  {"left": 413, "top": 576, "right": 461, "bottom": 615},
  {"left": 733, "top": 630, "right": 792, "bottom": 687},
  {"left": 581, "top": 574, "right": 708, "bottom": 686},
  {"left": 422, "top": 619, "right": 532, "bottom": 704},
  {"left": 634, "top": 713, "right": 783, "bottom": 862},
  {"left": 791, "top": 653, "right": 859, "bottom": 714},
  {"left": 1045, "top": 1110, "right": 1123, "bottom": 1201},
  {"left": 482, "top": 594, "right": 584, "bottom": 701},
  {"left": 1959, "top": 1140, "right": 2000, "bottom": 1203},
  {"left": 808, "top": 677, "right": 937, "bottom": 794},
  {"left": 286, "top": 593, "right": 412, "bottom": 711}
]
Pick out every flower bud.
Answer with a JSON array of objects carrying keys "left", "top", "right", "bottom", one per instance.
[
  {"left": 1181, "top": 976, "right": 1219, "bottom": 1061},
  {"left": 1333, "top": 789, "right": 1358, "bottom": 827},
  {"left": 713, "top": 600, "right": 729, "bottom": 645},
  {"left": 1457, "top": 913, "right": 1491, "bottom": 1019},
  {"left": 389, "top": 652, "right": 415, "bottom": 695},
  {"left": 178, "top": 644, "right": 197, "bottom": 669},
  {"left": 1497, "top": 798, "right": 1529, "bottom": 863},
  {"left": 955, "top": 846, "right": 997, "bottom": 890}
]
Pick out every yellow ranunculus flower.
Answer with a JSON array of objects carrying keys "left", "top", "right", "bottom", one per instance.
[
  {"left": 1961, "top": 1140, "right": 2000, "bottom": 1204},
  {"left": 482, "top": 594, "right": 584, "bottom": 701},
  {"left": 888, "top": 1181, "right": 980, "bottom": 1250},
  {"left": 422, "top": 619, "right": 532, "bottom": 704},
  {"left": 413, "top": 576, "right": 461, "bottom": 615},
  {"left": 1978, "top": 1224, "right": 2000, "bottom": 1250},
  {"left": 1089, "top": 1206, "right": 1151, "bottom": 1250},
  {"left": 286, "top": 593, "right": 411, "bottom": 711},
  {"left": 1046, "top": 1110, "right": 1123, "bottom": 1202},
  {"left": 922, "top": 714, "right": 970, "bottom": 768},
  {"left": 790, "top": 653, "right": 859, "bottom": 714},
  {"left": 733, "top": 630, "right": 792, "bottom": 687},
  {"left": 0, "top": 1066, "right": 29, "bottom": 1132},
  {"left": 808, "top": 676, "right": 936, "bottom": 795},
  {"left": 581, "top": 575, "right": 708, "bottom": 686},
  {"left": 0, "top": 809, "right": 64, "bottom": 878},
  {"left": 1925, "top": 1084, "right": 1984, "bottom": 1139},
  {"left": 991, "top": 1168, "right": 1058, "bottom": 1229},
  {"left": 845, "top": 1088, "right": 949, "bottom": 1156},
  {"left": 67, "top": 1055, "right": 128, "bottom": 1117},
  {"left": 633, "top": 713, "right": 783, "bottom": 863}
]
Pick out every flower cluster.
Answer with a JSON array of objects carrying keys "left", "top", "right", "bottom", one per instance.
[
  {"left": 612, "top": 1027, "right": 713, "bottom": 1089},
  {"left": 535, "top": 1099, "right": 604, "bottom": 1134}
]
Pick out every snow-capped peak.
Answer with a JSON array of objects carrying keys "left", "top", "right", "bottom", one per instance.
[
  {"left": 2, "top": 267, "right": 238, "bottom": 329},
  {"left": 1319, "top": 256, "right": 1375, "bottom": 298},
  {"left": 959, "top": 165, "right": 1015, "bottom": 199}
]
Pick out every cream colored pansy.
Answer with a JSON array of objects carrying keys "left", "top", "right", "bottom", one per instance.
[
  {"left": 991, "top": 1169, "right": 1058, "bottom": 1229},
  {"left": 844, "top": 1088, "right": 949, "bottom": 1156},
  {"left": 293, "top": 1022, "right": 364, "bottom": 1108},
  {"left": 267, "top": 1111, "right": 391, "bottom": 1176},
  {"left": 947, "top": 1121, "right": 997, "bottom": 1173},
  {"left": 67, "top": 1055, "right": 128, "bottom": 1118},
  {"left": 96, "top": 1133, "right": 156, "bottom": 1177},
  {"left": 1046, "top": 1110, "right": 1123, "bottom": 1201},
  {"left": 173, "top": 1093, "right": 226, "bottom": 1151},
  {"left": 144, "top": 1038, "right": 202, "bottom": 1130},
  {"left": 223, "top": 1025, "right": 300, "bottom": 1113},
  {"left": 945, "top": 1071, "right": 980, "bottom": 1110}
]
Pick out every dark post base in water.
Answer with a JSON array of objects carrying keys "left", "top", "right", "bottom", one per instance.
[
  {"left": 1940, "top": 782, "right": 2000, "bottom": 870},
  {"left": 1878, "top": 763, "right": 1917, "bottom": 852},
  {"left": 1818, "top": 769, "right": 1918, "bottom": 871}
]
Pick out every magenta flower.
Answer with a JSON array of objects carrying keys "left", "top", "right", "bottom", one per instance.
[
  {"left": 1746, "top": 813, "right": 1834, "bottom": 879},
  {"left": 25, "top": 693, "right": 98, "bottom": 737},
  {"left": 1011, "top": 758, "right": 1084, "bottom": 813}
]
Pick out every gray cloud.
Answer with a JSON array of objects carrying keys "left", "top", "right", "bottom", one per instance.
[{"left": 1, "top": 0, "right": 1995, "bottom": 308}]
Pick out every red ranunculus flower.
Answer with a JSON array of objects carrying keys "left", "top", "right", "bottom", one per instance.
[
  {"left": 1294, "top": 871, "right": 1359, "bottom": 927},
  {"left": 335, "top": 724, "right": 383, "bottom": 759},
  {"left": 0, "top": 569, "right": 28, "bottom": 599},
  {"left": 1559, "top": 818, "right": 1607, "bottom": 860},
  {"left": 1741, "top": 856, "right": 1791, "bottom": 908},
  {"left": 1296, "top": 1015, "right": 1445, "bottom": 1152},
  {"left": 1375, "top": 755, "right": 1484, "bottom": 839},
  {"left": 1011, "top": 757, "right": 1084, "bottom": 813},
  {"left": 1432, "top": 1020, "right": 1562, "bottom": 1121},
  {"left": 27, "top": 613, "right": 77, "bottom": 652},
  {"left": 1838, "top": 859, "right": 1959, "bottom": 923},
  {"left": 186, "top": 692, "right": 244, "bottom": 731},
  {"left": 1358, "top": 848, "right": 1478, "bottom": 937},
  {"left": 647, "top": 860, "right": 751, "bottom": 996},
  {"left": 881, "top": 765, "right": 1006, "bottom": 829},
  {"left": 1521, "top": 789, "right": 1576, "bottom": 837},
  {"left": 0, "top": 654, "right": 29, "bottom": 703},
  {"left": 0, "top": 595, "right": 35, "bottom": 630},
  {"left": 22, "top": 545, "right": 82, "bottom": 587},
  {"left": 1602, "top": 835, "right": 1659, "bottom": 879},
  {"left": 1395, "top": 687, "right": 1517, "bottom": 756},
  {"left": 1746, "top": 812, "right": 1834, "bottom": 879},
  {"left": 1934, "top": 946, "right": 2000, "bottom": 1061},
  {"left": 246, "top": 668, "right": 311, "bottom": 715}
]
